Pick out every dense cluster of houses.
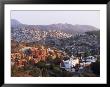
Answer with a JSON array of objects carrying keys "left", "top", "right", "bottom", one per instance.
[
  {"left": 60, "top": 55, "right": 97, "bottom": 73},
  {"left": 11, "top": 45, "right": 98, "bottom": 74},
  {"left": 11, "top": 46, "right": 64, "bottom": 68},
  {"left": 12, "top": 25, "right": 72, "bottom": 43},
  {"left": 57, "top": 31, "right": 100, "bottom": 57}
]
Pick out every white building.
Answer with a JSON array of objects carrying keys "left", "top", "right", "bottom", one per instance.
[
  {"left": 60, "top": 57, "right": 79, "bottom": 72},
  {"left": 82, "top": 56, "right": 97, "bottom": 66},
  {"left": 48, "top": 48, "right": 54, "bottom": 52}
]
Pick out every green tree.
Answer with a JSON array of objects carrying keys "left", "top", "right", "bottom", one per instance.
[
  {"left": 53, "top": 58, "right": 62, "bottom": 65},
  {"left": 11, "top": 64, "right": 18, "bottom": 76},
  {"left": 90, "top": 60, "right": 100, "bottom": 76},
  {"left": 52, "top": 66, "right": 62, "bottom": 76},
  {"left": 29, "top": 68, "right": 42, "bottom": 77},
  {"left": 42, "top": 68, "right": 49, "bottom": 77},
  {"left": 84, "top": 51, "right": 91, "bottom": 57},
  {"left": 36, "top": 61, "right": 46, "bottom": 69},
  {"left": 46, "top": 56, "right": 53, "bottom": 63}
]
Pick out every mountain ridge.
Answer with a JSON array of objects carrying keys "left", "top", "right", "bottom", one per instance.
[
  {"left": 11, "top": 19, "right": 99, "bottom": 30},
  {"left": 11, "top": 19, "right": 99, "bottom": 43}
]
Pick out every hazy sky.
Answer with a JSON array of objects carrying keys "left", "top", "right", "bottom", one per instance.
[{"left": 11, "top": 10, "right": 100, "bottom": 28}]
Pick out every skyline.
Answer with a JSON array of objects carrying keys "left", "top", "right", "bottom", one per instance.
[{"left": 11, "top": 10, "right": 100, "bottom": 28}]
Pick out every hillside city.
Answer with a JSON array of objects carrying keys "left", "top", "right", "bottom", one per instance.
[{"left": 11, "top": 19, "right": 100, "bottom": 77}]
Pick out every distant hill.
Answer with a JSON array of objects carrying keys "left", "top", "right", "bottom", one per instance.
[
  {"left": 11, "top": 19, "right": 99, "bottom": 43},
  {"left": 11, "top": 19, "right": 99, "bottom": 33},
  {"left": 11, "top": 19, "right": 22, "bottom": 27}
]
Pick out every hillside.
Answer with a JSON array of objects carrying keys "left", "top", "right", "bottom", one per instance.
[
  {"left": 11, "top": 19, "right": 100, "bottom": 77},
  {"left": 11, "top": 19, "right": 99, "bottom": 43}
]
